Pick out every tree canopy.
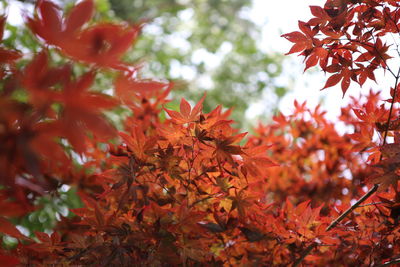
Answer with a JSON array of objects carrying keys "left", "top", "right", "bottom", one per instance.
[{"left": 2, "top": 0, "right": 400, "bottom": 266}]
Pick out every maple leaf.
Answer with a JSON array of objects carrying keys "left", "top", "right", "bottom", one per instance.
[
  {"left": 352, "top": 100, "right": 386, "bottom": 124},
  {"left": 26, "top": 231, "right": 63, "bottom": 254},
  {"left": 0, "top": 217, "right": 28, "bottom": 240},
  {"left": 322, "top": 73, "right": 342, "bottom": 90},
  {"left": 114, "top": 74, "right": 169, "bottom": 105},
  {"left": 55, "top": 71, "right": 117, "bottom": 152},
  {"left": 348, "top": 126, "right": 375, "bottom": 154},
  {"left": 0, "top": 47, "right": 21, "bottom": 65},
  {"left": 28, "top": 0, "right": 94, "bottom": 43},
  {"left": 66, "top": 23, "right": 141, "bottom": 70},
  {"left": 164, "top": 95, "right": 206, "bottom": 124},
  {"left": 119, "top": 127, "right": 157, "bottom": 161},
  {"left": 0, "top": 252, "right": 19, "bottom": 267},
  {"left": 370, "top": 153, "right": 400, "bottom": 191},
  {"left": 27, "top": 0, "right": 70, "bottom": 45},
  {"left": 381, "top": 143, "right": 400, "bottom": 158},
  {"left": 63, "top": 0, "right": 94, "bottom": 35},
  {"left": 0, "top": 191, "right": 31, "bottom": 217},
  {"left": 241, "top": 144, "right": 278, "bottom": 178},
  {"left": 22, "top": 51, "right": 70, "bottom": 110},
  {"left": 239, "top": 226, "right": 268, "bottom": 242},
  {"left": 309, "top": 5, "right": 331, "bottom": 22},
  {"left": 371, "top": 172, "right": 400, "bottom": 192},
  {"left": 285, "top": 200, "right": 324, "bottom": 240},
  {"left": 213, "top": 132, "right": 246, "bottom": 165},
  {"left": 230, "top": 188, "right": 258, "bottom": 219},
  {"left": 28, "top": 0, "right": 140, "bottom": 70},
  {"left": 31, "top": 121, "right": 71, "bottom": 167},
  {"left": 174, "top": 200, "right": 206, "bottom": 233},
  {"left": 363, "top": 38, "right": 392, "bottom": 68},
  {"left": 377, "top": 189, "right": 400, "bottom": 223},
  {"left": 304, "top": 47, "right": 328, "bottom": 71},
  {"left": 281, "top": 31, "right": 313, "bottom": 55}
]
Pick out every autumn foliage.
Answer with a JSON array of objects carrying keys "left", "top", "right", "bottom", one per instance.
[{"left": 2, "top": 0, "right": 400, "bottom": 266}]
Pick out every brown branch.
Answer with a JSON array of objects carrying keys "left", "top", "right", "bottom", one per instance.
[
  {"left": 326, "top": 184, "right": 379, "bottom": 231},
  {"left": 382, "top": 67, "right": 400, "bottom": 144},
  {"left": 356, "top": 202, "right": 384, "bottom": 208},
  {"left": 375, "top": 257, "right": 400, "bottom": 267},
  {"left": 293, "top": 243, "right": 317, "bottom": 267}
]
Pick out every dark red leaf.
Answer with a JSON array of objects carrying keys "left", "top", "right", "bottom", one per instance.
[
  {"left": 321, "top": 73, "right": 342, "bottom": 90},
  {"left": 0, "top": 253, "right": 19, "bottom": 267},
  {"left": 0, "top": 217, "right": 25, "bottom": 239}
]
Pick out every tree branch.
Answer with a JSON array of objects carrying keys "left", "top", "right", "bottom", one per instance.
[
  {"left": 375, "top": 257, "right": 400, "bottom": 267},
  {"left": 326, "top": 184, "right": 379, "bottom": 231},
  {"left": 293, "top": 243, "right": 317, "bottom": 267}
]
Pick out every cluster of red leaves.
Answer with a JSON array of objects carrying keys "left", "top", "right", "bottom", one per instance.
[
  {"left": 282, "top": 0, "right": 399, "bottom": 95},
  {"left": 2, "top": 0, "right": 400, "bottom": 266}
]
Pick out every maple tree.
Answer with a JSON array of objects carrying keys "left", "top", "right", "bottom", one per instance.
[{"left": 2, "top": 0, "right": 400, "bottom": 266}]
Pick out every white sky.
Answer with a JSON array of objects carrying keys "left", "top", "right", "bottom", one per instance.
[{"left": 4, "top": 1, "right": 29, "bottom": 25}]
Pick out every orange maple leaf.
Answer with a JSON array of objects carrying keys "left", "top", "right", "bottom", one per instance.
[{"left": 164, "top": 95, "right": 206, "bottom": 124}]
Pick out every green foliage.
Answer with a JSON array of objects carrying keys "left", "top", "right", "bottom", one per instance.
[{"left": 19, "top": 187, "right": 82, "bottom": 236}]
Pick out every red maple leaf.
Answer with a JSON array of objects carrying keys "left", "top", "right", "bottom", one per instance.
[
  {"left": 27, "top": 0, "right": 140, "bottom": 70},
  {"left": 55, "top": 71, "right": 118, "bottom": 152},
  {"left": 164, "top": 95, "right": 206, "bottom": 124}
]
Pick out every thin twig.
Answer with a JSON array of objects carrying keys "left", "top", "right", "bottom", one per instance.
[
  {"left": 293, "top": 243, "right": 317, "bottom": 267},
  {"left": 382, "top": 67, "right": 400, "bottom": 144},
  {"left": 356, "top": 202, "right": 384, "bottom": 208},
  {"left": 375, "top": 257, "right": 400, "bottom": 267},
  {"left": 326, "top": 184, "right": 379, "bottom": 231}
]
